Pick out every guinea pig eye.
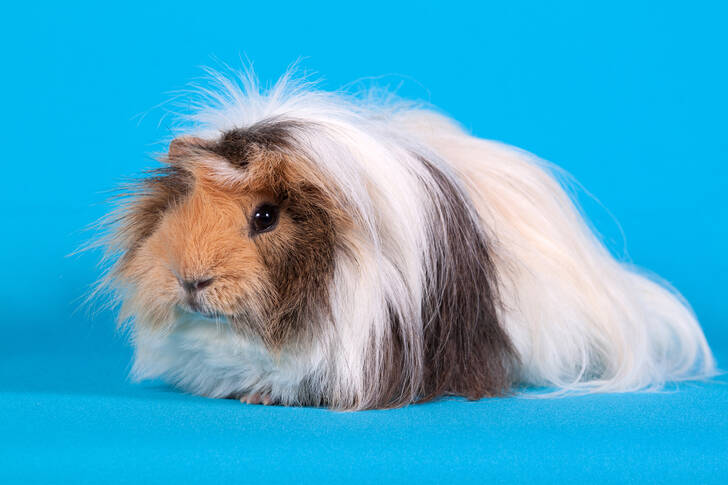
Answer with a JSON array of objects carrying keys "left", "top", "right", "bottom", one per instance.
[{"left": 250, "top": 203, "right": 280, "bottom": 234}]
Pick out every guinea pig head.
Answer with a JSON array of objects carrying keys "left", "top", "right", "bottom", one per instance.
[{"left": 113, "top": 128, "right": 341, "bottom": 348}]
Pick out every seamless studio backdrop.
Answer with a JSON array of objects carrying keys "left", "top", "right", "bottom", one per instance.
[{"left": 1, "top": 1, "right": 726, "bottom": 483}]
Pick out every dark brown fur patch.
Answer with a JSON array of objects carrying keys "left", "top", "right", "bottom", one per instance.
[
  {"left": 209, "top": 121, "right": 302, "bottom": 166},
  {"left": 366, "top": 154, "right": 517, "bottom": 409},
  {"left": 252, "top": 181, "right": 338, "bottom": 348},
  {"left": 363, "top": 303, "right": 411, "bottom": 409},
  {"left": 418, "top": 156, "right": 517, "bottom": 401}
]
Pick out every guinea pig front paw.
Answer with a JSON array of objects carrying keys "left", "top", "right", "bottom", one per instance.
[{"left": 239, "top": 393, "right": 273, "bottom": 406}]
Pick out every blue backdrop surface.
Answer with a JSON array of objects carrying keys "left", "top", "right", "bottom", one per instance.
[{"left": 1, "top": 1, "right": 726, "bottom": 483}]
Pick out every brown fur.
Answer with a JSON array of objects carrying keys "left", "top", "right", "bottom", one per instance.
[
  {"left": 210, "top": 121, "right": 302, "bottom": 167},
  {"left": 116, "top": 126, "right": 343, "bottom": 352},
  {"left": 418, "top": 156, "right": 517, "bottom": 401},
  {"left": 363, "top": 155, "right": 517, "bottom": 408}
]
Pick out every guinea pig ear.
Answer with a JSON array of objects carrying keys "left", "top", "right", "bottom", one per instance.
[{"left": 168, "top": 136, "right": 210, "bottom": 159}]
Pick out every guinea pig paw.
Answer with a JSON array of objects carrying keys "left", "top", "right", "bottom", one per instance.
[{"left": 240, "top": 393, "right": 272, "bottom": 406}]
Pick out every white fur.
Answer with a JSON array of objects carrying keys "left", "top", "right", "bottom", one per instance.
[
  {"left": 393, "top": 110, "right": 715, "bottom": 392},
  {"left": 133, "top": 314, "right": 326, "bottom": 403},
  {"left": 127, "top": 70, "right": 715, "bottom": 407}
]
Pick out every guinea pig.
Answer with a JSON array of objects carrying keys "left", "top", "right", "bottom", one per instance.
[{"left": 96, "top": 70, "right": 715, "bottom": 410}]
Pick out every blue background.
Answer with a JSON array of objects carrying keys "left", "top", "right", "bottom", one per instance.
[{"left": 1, "top": 1, "right": 726, "bottom": 483}]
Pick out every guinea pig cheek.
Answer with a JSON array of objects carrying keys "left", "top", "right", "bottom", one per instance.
[
  {"left": 194, "top": 243, "right": 271, "bottom": 322},
  {"left": 116, "top": 234, "right": 184, "bottom": 331}
]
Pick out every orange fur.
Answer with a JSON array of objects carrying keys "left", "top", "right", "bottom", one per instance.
[{"left": 117, "top": 142, "right": 347, "bottom": 350}]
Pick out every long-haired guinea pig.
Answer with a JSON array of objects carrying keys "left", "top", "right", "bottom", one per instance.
[{"left": 95, "top": 70, "right": 715, "bottom": 410}]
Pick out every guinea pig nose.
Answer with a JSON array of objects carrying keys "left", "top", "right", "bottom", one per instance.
[{"left": 180, "top": 277, "right": 214, "bottom": 293}]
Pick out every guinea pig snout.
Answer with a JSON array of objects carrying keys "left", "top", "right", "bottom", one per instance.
[
  {"left": 178, "top": 277, "right": 215, "bottom": 294},
  {"left": 174, "top": 271, "right": 218, "bottom": 315}
]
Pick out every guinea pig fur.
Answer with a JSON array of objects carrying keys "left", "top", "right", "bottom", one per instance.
[{"left": 96, "top": 71, "right": 715, "bottom": 410}]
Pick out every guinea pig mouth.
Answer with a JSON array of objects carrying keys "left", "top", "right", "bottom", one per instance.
[{"left": 178, "top": 300, "right": 228, "bottom": 322}]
